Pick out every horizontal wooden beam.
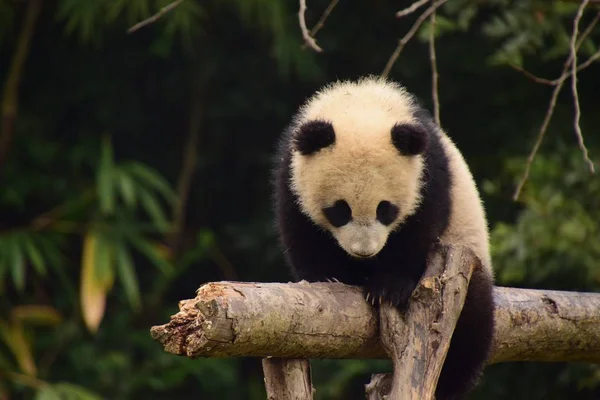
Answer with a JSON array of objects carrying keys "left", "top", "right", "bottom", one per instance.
[{"left": 150, "top": 281, "right": 600, "bottom": 364}]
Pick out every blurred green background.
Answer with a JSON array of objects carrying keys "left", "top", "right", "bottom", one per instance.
[{"left": 1, "top": 0, "right": 599, "bottom": 399}]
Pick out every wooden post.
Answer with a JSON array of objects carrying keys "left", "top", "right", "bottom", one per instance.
[
  {"left": 262, "top": 358, "right": 314, "bottom": 400},
  {"left": 375, "top": 245, "right": 478, "bottom": 400}
]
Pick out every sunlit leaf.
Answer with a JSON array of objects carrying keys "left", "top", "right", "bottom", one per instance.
[
  {"left": 80, "top": 229, "right": 110, "bottom": 333},
  {"left": 11, "top": 305, "right": 62, "bottom": 327},
  {"left": 97, "top": 137, "right": 116, "bottom": 215},
  {"left": 0, "top": 321, "right": 37, "bottom": 376},
  {"left": 115, "top": 242, "right": 141, "bottom": 310}
]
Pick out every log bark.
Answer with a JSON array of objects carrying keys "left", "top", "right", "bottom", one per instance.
[
  {"left": 150, "top": 280, "right": 600, "bottom": 364},
  {"left": 377, "top": 245, "right": 476, "bottom": 400},
  {"left": 262, "top": 358, "right": 313, "bottom": 400}
]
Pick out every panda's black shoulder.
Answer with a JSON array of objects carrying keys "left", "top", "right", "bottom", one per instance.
[
  {"left": 406, "top": 103, "right": 452, "bottom": 236},
  {"left": 412, "top": 102, "right": 451, "bottom": 188}
]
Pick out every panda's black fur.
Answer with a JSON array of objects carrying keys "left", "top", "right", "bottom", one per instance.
[{"left": 271, "top": 80, "right": 494, "bottom": 400}]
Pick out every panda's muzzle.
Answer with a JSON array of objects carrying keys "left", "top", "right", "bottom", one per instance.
[
  {"left": 349, "top": 242, "right": 378, "bottom": 258},
  {"left": 335, "top": 221, "right": 388, "bottom": 259}
]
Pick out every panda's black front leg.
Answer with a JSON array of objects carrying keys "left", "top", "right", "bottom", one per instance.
[
  {"left": 363, "top": 249, "right": 428, "bottom": 311},
  {"left": 363, "top": 271, "right": 421, "bottom": 311}
]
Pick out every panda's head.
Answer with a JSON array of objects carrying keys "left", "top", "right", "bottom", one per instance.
[{"left": 289, "top": 77, "right": 430, "bottom": 259}]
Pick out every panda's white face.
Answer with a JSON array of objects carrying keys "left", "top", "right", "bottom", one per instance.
[
  {"left": 288, "top": 77, "right": 428, "bottom": 259},
  {"left": 291, "top": 138, "right": 425, "bottom": 258}
]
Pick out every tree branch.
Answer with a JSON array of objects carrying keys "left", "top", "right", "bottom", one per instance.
[
  {"left": 569, "top": 0, "right": 595, "bottom": 174},
  {"left": 382, "top": 0, "right": 448, "bottom": 78},
  {"left": 512, "top": 76, "right": 566, "bottom": 201},
  {"left": 396, "top": 0, "right": 430, "bottom": 18},
  {"left": 150, "top": 279, "right": 600, "bottom": 364},
  {"left": 300, "top": 0, "right": 339, "bottom": 50},
  {"left": 512, "top": 5, "right": 597, "bottom": 200},
  {"left": 127, "top": 0, "right": 185, "bottom": 34},
  {"left": 0, "top": 0, "right": 44, "bottom": 172},
  {"left": 168, "top": 80, "right": 203, "bottom": 257},
  {"left": 429, "top": 2, "right": 441, "bottom": 126},
  {"left": 298, "top": 0, "right": 323, "bottom": 53}
]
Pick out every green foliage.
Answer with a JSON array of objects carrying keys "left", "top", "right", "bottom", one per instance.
[
  {"left": 56, "top": 0, "right": 204, "bottom": 46},
  {"left": 417, "top": 0, "right": 598, "bottom": 68},
  {"left": 487, "top": 148, "right": 600, "bottom": 289},
  {"left": 2, "top": 0, "right": 600, "bottom": 399},
  {"left": 34, "top": 383, "right": 103, "bottom": 400},
  {"left": 0, "top": 232, "right": 66, "bottom": 294}
]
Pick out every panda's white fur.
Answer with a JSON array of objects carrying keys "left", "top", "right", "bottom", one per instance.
[
  {"left": 288, "top": 76, "right": 492, "bottom": 274},
  {"left": 438, "top": 133, "right": 492, "bottom": 270}
]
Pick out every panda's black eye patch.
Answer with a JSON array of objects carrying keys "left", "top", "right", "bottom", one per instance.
[
  {"left": 377, "top": 200, "right": 399, "bottom": 225},
  {"left": 323, "top": 200, "right": 352, "bottom": 227}
]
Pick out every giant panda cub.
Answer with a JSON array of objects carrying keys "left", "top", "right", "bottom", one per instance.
[{"left": 272, "top": 76, "right": 495, "bottom": 400}]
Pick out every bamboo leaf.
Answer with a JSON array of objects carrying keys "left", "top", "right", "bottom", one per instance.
[
  {"left": 80, "top": 230, "right": 108, "bottom": 333},
  {"left": 117, "top": 169, "right": 137, "bottom": 209},
  {"left": 127, "top": 235, "right": 171, "bottom": 275},
  {"left": 11, "top": 305, "right": 62, "bottom": 327},
  {"left": 37, "top": 235, "right": 66, "bottom": 271},
  {"left": 34, "top": 386, "right": 61, "bottom": 400},
  {"left": 97, "top": 137, "right": 116, "bottom": 215},
  {"left": 0, "top": 322, "right": 37, "bottom": 376},
  {"left": 138, "top": 186, "right": 170, "bottom": 232},
  {"left": 93, "top": 228, "right": 114, "bottom": 288},
  {"left": 23, "top": 235, "right": 47, "bottom": 276},
  {"left": 8, "top": 234, "right": 26, "bottom": 292},
  {"left": 124, "top": 161, "right": 176, "bottom": 203},
  {"left": 54, "top": 383, "right": 103, "bottom": 400},
  {"left": 115, "top": 243, "right": 141, "bottom": 310}
]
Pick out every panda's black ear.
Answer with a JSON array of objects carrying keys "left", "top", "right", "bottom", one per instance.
[
  {"left": 292, "top": 120, "right": 336, "bottom": 155},
  {"left": 391, "top": 123, "right": 429, "bottom": 156}
]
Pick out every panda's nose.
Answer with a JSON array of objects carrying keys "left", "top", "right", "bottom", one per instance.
[{"left": 350, "top": 241, "right": 377, "bottom": 258}]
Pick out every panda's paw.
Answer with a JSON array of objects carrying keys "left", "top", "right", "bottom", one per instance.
[{"left": 363, "top": 280, "right": 415, "bottom": 312}]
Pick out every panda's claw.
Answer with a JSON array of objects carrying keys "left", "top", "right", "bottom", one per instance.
[
  {"left": 332, "top": 277, "right": 340, "bottom": 283},
  {"left": 366, "top": 293, "right": 371, "bottom": 303}
]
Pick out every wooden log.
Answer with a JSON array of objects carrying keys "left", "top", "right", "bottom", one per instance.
[{"left": 150, "top": 280, "right": 600, "bottom": 364}]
